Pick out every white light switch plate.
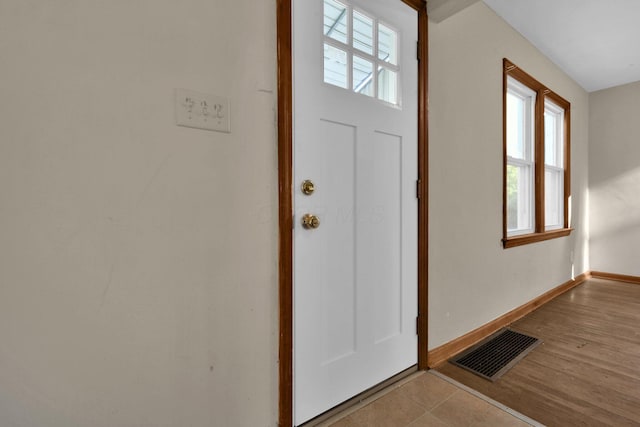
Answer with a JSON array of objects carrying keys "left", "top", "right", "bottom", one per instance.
[{"left": 175, "top": 89, "right": 230, "bottom": 133}]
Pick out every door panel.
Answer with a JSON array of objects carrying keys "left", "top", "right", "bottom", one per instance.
[
  {"left": 293, "top": 0, "right": 418, "bottom": 423},
  {"left": 366, "top": 131, "right": 403, "bottom": 344}
]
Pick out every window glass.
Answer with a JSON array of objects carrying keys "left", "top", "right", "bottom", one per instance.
[
  {"left": 378, "top": 67, "right": 397, "bottom": 104},
  {"left": 506, "top": 76, "right": 536, "bottom": 236},
  {"left": 544, "top": 112, "right": 557, "bottom": 165},
  {"left": 544, "top": 100, "right": 564, "bottom": 167},
  {"left": 507, "top": 165, "right": 532, "bottom": 231},
  {"left": 545, "top": 169, "right": 563, "bottom": 229},
  {"left": 353, "top": 10, "right": 373, "bottom": 55},
  {"left": 506, "top": 77, "right": 535, "bottom": 161},
  {"left": 378, "top": 23, "right": 397, "bottom": 65},
  {"left": 507, "top": 92, "right": 525, "bottom": 159},
  {"left": 506, "top": 164, "right": 519, "bottom": 231},
  {"left": 353, "top": 56, "right": 374, "bottom": 97},
  {"left": 506, "top": 163, "right": 534, "bottom": 234},
  {"left": 324, "top": 0, "right": 348, "bottom": 44},
  {"left": 544, "top": 99, "right": 565, "bottom": 230},
  {"left": 324, "top": 43, "right": 348, "bottom": 88}
]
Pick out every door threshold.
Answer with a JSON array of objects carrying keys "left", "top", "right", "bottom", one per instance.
[{"left": 299, "top": 365, "right": 419, "bottom": 427}]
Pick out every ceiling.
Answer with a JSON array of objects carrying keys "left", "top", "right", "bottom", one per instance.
[{"left": 482, "top": 0, "right": 640, "bottom": 92}]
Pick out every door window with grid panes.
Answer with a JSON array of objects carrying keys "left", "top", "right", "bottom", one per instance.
[{"left": 323, "top": 0, "right": 401, "bottom": 106}]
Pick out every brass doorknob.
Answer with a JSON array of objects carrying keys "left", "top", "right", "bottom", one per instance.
[{"left": 301, "top": 214, "right": 320, "bottom": 229}]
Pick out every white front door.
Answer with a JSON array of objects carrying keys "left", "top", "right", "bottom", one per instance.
[{"left": 293, "top": 0, "right": 418, "bottom": 424}]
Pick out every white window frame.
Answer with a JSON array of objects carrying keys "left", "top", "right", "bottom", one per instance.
[
  {"left": 506, "top": 76, "right": 536, "bottom": 237},
  {"left": 544, "top": 99, "right": 565, "bottom": 230}
]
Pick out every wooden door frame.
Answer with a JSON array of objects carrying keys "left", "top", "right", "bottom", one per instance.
[{"left": 277, "top": 1, "right": 428, "bottom": 425}]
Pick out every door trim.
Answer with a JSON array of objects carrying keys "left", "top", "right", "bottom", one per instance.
[{"left": 277, "top": 1, "right": 429, "bottom": 425}]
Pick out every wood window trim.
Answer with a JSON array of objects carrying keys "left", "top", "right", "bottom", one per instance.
[
  {"left": 277, "top": 1, "right": 429, "bottom": 425},
  {"left": 502, "top": 58, "right": 572, "bottom": 249}
]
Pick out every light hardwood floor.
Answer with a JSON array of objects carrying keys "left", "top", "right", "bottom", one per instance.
[{"left": 436, "top": 278, "right": 640, "bottom": 427}]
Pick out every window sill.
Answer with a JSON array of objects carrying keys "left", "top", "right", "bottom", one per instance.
[{"left": 503, "top": 228, "right": 573, "bottom": 249}]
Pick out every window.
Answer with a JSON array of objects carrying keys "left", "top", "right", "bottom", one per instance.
[
  {"left": 544, "top": 99, "right": 564, "bottom": 230},
  {"left": 323, "top": 0, "right": 400, "bottom": 106},
  {"left": 503, "top": 59, "right": 571, "bottom": 248},
  {"left": 506, "top": 77, "right": 535, "bottom": 236}
]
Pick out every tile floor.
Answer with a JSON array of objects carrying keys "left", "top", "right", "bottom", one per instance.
[{"left": 318, "top": 371, "right": 539, "bottom": 427}]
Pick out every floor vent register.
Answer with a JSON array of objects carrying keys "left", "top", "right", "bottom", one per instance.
[{"left": 450, "top": 328, "right": 541, "bottom": 381}]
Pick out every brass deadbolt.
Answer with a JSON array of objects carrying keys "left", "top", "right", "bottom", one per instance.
[{"left": 301, "top": 180, "right": 315, "bottom": 195}]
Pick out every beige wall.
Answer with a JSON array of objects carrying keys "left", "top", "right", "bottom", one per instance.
[
  {"left": 589, "top": 81, "right": 640, "bottom": 276},
  {"left": 428, "top": 2, "right": 590, "bottom": 349},
  {"left": 0, "top": 1, "right": 278, "bottom": 426}
]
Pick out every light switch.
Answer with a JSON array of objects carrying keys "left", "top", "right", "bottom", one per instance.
[{"left": 175, "top": 89, "right": 230, "bottom": 133}]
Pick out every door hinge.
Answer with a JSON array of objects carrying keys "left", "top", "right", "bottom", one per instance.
[
  {"left": 416, "top": 41, "right": 420, "bottom": 61},
  {"left": 416, "top": 179, "right": 422, "bottom": 199},
  {"left": 416, "top": 316, "right": 419, "bottom": 335}
]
